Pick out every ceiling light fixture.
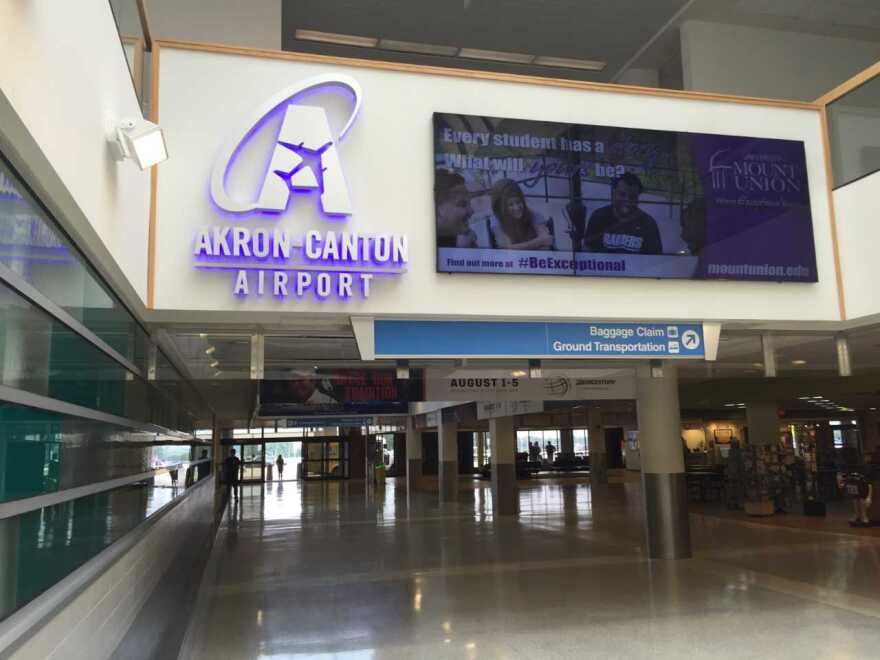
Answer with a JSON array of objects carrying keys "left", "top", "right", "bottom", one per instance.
[
  {"left": 458, "top": 47, "right": 534, "bottom": 64},
  {"left": 110, "top": 118, "right": 168, "bottom": 170},
  {"left": 294, "top": 29, "right": 378, "bottom": 48},
  {"left": 378, "top": 38, "right": 459, "bottom": 56},
  {"left": 205, "top": 346, "right": 216, "bottom": 355},
  {"left": 533, "top": 55, "right": 606, "bottom": 71},
  {"left": 210, "top": 360, "right": 219, "bottom": 368},
  {"left": 791, "top": 359, "right": 807, "bottom": 365}
]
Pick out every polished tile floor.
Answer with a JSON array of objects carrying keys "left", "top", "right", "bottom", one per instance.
[{"left": 181, "top": 477, "right": 880, "bottom": 659}]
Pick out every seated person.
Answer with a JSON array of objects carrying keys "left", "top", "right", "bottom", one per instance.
[
  {"left": 583, "top": 173, "right": 662, "bottom": 254},
  {"left": 435, "top": 169, "right": 477, "bottom": 248},
  {"left": 488, "top": 179, "right": 552, "bottom": 250}
]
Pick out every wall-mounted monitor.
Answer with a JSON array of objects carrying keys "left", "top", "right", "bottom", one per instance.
[{"left": 433, "top": 112, "right": 817, "bottom": 282}]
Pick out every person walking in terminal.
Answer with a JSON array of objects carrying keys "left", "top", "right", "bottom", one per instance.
[
  {"left": 545, "top": 441, "right": 556, "bottom": 464},
  {"left": 583, "top": 172, "right": 662, "bottom": 254},
  {"left": 224, "top": 448, "right": 241, "bottom": 500},
  {"left": 489, "top": 178, "right": 553, "bottom": 250},
  {"left": 434, "top": 169, "right": 477, "bottom": 248},
  {"left": 276, "top": 454, "right": 285, "bottom": 481}
]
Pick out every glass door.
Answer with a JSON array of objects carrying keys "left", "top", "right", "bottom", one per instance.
[
  {"left": 302, "top": 439, "right": 350, "bottom": 480},
  {"left": 240, "top": 443, "right": 265, "bottom": 482}
]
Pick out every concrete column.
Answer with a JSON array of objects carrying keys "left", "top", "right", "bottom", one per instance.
[
  {"left": 746, "top": 402, "right": 779, "bottom": 447},
  {"left": 637, "top": 363, "right": 691, "bottom": 559},
  {"left": 560, "top": 428, "right": 574, "bottom": 455},
  {"left": 588, "top": 407, "right": 607, "bottom": 485},
  {"left": 405, "top": 417, "right": 422, "bottom": 495},
  {"left": 489, "top": 417, "right": 518, "bottom": 516},
  {"left": 438, "top": 419, "right": 458, "bottom": 504},
  {"left": 864, "top": 411, "right": 880, "bottom": 456}
]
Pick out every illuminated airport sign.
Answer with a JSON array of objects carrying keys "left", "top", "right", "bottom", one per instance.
[{"left": 193, "top": 74, "right": 407, "bottom": 301}]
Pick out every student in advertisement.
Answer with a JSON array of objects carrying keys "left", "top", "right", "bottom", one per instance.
[
  {"left": 488, "top": 179, "right": 553, "bottom": 251},
  {"left": 434, "top": 169, "right": 478, "bottom": 248},
  {"left": 582, "top": 173, "right": 663, "bottom": 255}
]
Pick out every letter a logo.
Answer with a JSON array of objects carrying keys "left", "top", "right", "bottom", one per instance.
[{"left": 210, "top": 74, "right": 362, "bottom": 218}]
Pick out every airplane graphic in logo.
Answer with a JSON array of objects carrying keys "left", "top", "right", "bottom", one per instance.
[{"left": 210, "top": 74, "right": 362, "bottom": 217}]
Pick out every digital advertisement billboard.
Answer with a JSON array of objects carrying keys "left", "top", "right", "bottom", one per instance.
[{"left": 434, "top": 113, "right": 817, "bottom": 282}]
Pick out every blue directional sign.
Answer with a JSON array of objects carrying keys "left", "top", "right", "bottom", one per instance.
[
  {"left": 286, "top": 416, "right": 373, "bottom": 428},
  {"left": 373, "top": 320, "right": 704, "bottom": 359}
]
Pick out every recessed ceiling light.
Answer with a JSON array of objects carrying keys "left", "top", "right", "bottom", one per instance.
[
  {"left": 199, "top": 333, "right": 207, "bottom": 339},
  {"left": 511, "top": 370, "right": 526, "bottom": 377},
  {"left": 752, "top": 362, "right": 763, "bottom": 368},
  {"left": 378, "top": 39, "right": 458, "bottom": 56},
  {"left": 533, "top": 55, "right": 606, "bottom": 71},
  {"left": 205, "top": 346, "right": 216, "bottom": 355},
  {"left": 210, "top": 360, "right": 219, "bottom": 368},
  {"left": 294, "top": 29, "right": 378, "bottom": 48},
  {"left": 791, "top": 359, "right": 807, "bottom": 365},
  {"left": 458, "top": 47, "right": 534, "bottom": 64}
]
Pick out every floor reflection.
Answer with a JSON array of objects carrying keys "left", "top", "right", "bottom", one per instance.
[{"left": 184, "top": 475, "right": 880, "bottom": 660}]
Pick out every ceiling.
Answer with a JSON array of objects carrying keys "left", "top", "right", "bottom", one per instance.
[
  {"left": 155, "top": 316, "right": 880, "bottom": 425},
  {"left": 281, "top": 0, "right": 693, "bottom": 82}
]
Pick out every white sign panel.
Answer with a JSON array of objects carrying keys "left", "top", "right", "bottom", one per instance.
[
  {"left": 477, "top": 400, "right": 545, "bottom": 420},
  {"left": 426, "top": 369, "right": 636, "bottom": 401}
]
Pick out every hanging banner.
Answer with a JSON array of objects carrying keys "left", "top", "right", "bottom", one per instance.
[{"left": 425, "top": 368, "right": 635, "bottom": 400}]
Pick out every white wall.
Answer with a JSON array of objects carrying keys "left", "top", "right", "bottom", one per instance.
[
  {"left": 680, "top": 20, "right": 880, "bottom": 102},
  {"left": 0, "top": 0, "right": 151, "bottom": 306},
  {"left": 153, "top": 45, "right": 840, "bottom": 324},
  {"left": 148, "top": 0, "right": 281, "bottom": 49},
  {"left": 834, "top": 169, "right": 880, "bottom": 321}
]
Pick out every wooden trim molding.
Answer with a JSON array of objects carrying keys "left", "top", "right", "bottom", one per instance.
[
  {"left": 154, "top": 38, "right": 820, "bottom": 111},
  {"left": 146, "top": 43, "right": 160, "bottom": 309},
  {"left": 136, "top": 0, "right": 153, "bottom": 51},
  {"left": 815, "top": 60, "right": 880, "bottom": 107},
  {"left": 819, "top": 107, "right": 847, "bottom": 321}
]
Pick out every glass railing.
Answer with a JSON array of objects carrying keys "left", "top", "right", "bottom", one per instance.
[
  {"left": 0, "top": 460, "right": 211, "bottom": 622},
  {"left": 826, "top": 70, "right": 880, "bottom": 189}
]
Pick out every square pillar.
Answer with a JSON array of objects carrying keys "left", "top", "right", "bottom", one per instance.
[
  {"left": 438, "top": 419, "right": 458, "bottom": 504},
  {"left": 746, "top": 402, "right": 779, "bottom": 447},
  {"left": 560, "top": 428, "right": 574, "bottom": 455},
  {"left": 489, "top": 417, "right": 518, "bottom": 516},
  {"left": 588, "top": 407, "right": 607, "bottom": 485},
  {"left": 405, "top": 417, "right": 422, "bottom": 496}
]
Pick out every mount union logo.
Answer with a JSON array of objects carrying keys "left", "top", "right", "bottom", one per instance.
[{"left": 210, "top": 74, "right": 362, "bottom": 217}]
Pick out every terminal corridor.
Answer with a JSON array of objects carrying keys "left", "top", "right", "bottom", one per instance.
[{"left": 180, "top": 479, "right": 880, "bottom": 659}]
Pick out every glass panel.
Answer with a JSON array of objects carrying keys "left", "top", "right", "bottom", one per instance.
[
  {"left": 240, "top": 444, "right": 264, "bottom": 481},
  {"left": 774, "top": 334, "right": 837, "bottom": 377},
  {"left": 0, "top": 282, "right": 191, "bottom": 428},
  {"left": 0, "top": 475, "right": 201, "bottom": 622},
  {"left": 0, "top": 157, "right": 149, "bottom": 373},
  {"left": 0, "top": 401, "right": 204, "bottom": 504},
  {"left": 107, "top": 0, "right": 146, "bottom": 105},
  {"left": 827, "top": 75, "right": 880, "bottom": 188}
]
